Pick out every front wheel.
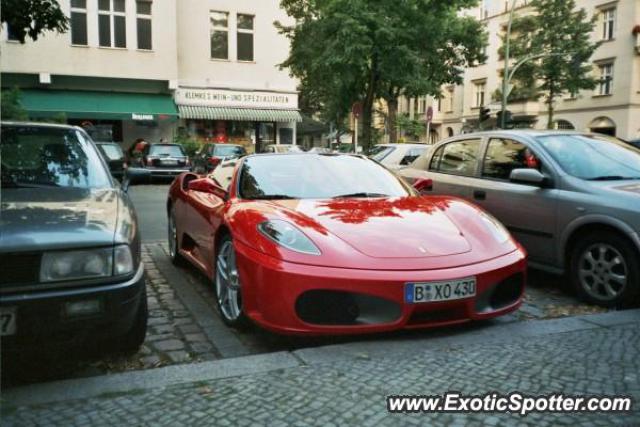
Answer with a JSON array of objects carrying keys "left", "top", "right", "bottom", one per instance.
[
  {"left": 215, "top": 235, "right": 249, "bottom": 328},
  {"left": 119, "top": 286, "right": 148, "bottom": 354},
  {"left": 570, "top": 232, "right": 640, "bottom": 308}
]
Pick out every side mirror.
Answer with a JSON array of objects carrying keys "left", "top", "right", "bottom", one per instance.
[
  {"left": 188, "top": 177, "right": 228, "bottom": 200},
  {"left": 413, "top": 177, "right": 433, "bottom": 193},
  {"left": 509, "top": 168, "right": 546, "bottom": 186}
]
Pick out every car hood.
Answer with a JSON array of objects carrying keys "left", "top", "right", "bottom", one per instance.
[
  {"left": 231, "top": 196, "right": 518, "bottom": 270},
  {"left": 0, "top": 187, "right": 120, "bottom": 252}
]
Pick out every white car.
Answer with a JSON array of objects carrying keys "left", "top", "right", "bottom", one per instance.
[{"left": 369, "top": 143, "right": 430, "bottom": 171}]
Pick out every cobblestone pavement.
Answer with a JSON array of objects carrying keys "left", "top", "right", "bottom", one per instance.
[
  {"left": 3, "top": 319, "right": 638, "bottom": 426},
  {"left": 3, "top": 240, "right": 614, "bottom": 387}
]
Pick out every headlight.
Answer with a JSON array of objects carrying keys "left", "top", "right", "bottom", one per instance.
[
  {"left": 479, "top": 213, "right": 511, "bottom": 244},
  {"left": 258, "top": 220, "right": 321, "bottom": 255},
  {"left": 40, "top": 245, "right": 135, "bottom": 283},
  {"left": 41, "top": 248, "right": 113, "bottom": 282}
]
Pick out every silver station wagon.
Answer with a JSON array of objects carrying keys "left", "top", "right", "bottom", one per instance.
[{"left": 399, "top": 131, "right": 640, "bottom": 307}]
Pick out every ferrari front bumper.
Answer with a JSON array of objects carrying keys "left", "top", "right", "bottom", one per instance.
[{"left": 235, "top": 240, "right": 527, "bottom": 336}]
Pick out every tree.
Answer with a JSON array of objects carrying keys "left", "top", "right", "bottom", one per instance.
[
  {"left": 1, "top": 88, "right": 28, "bottom": 121},
  {"left": 278, "top": 0, "right": 486, "bottom": 150},
  {"left": 1, "top": 0, "right": 68, "bottom": 43},
  {"left": 507, "top": 0, "right": 600, "bottom": 128}
]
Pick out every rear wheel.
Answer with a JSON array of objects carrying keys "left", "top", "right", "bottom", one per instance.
[
  {"left": 570, "top": 231, "right": 640, "bottom": 307},
  {"left": 215, "top": 235, "right": 249, "bottom": 328}
]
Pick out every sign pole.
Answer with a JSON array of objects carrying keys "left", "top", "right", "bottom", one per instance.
[
  {"left": 425, "top": 106, "right": 434, "bottom": 144},
  {"left": 354, "top": 118, "right": 359, "bottom": 153}
]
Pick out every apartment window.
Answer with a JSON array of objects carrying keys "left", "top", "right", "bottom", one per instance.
[
  {"left": 237, "top": 14, "right": 254, "bottom": 61},
  {"left": 601, "top": 8, "right": 616, "bottom": 41},
  {"left": 597, "top": 63, "right": 614, "bottom": 95},
  {"left": 70, "top": 0, "right": 88, "bottom": 45},
  {"left": 474, "top": 81, "right": 487, "bottom": 107},
  {"left": 210, "top": 11, "right": 229, "bottom": 60},
  {"left": 6, "top": 24, "right": 19, "bottom": 41},
  {"left": 98, "top": 0, "right": 126, "bottom": 48},
  {"left": 136, "top": 1, "right": 152, "bottom": 50},
  {"left": 446, "top": 88, "right": 454, "bottom": 112}
]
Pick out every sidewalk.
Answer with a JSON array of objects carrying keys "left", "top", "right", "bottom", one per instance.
[{"left": 3, "top": 310, "right": 639, "bottom": 426}]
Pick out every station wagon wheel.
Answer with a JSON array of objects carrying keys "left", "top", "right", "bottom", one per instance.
[
  {"left": 215, "top": 235, "right": 248, "bottom": 328},
  {"left": 570, "top": 232, "right": 640, "bottom": 308}
]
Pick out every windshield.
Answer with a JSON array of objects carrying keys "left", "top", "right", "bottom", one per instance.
[
  {"left": 370, "top": 146, "right": 395, "bottom": 162},
  {"left": 537, "top": 134, "right": 640, "bottom": 180},
  {"left": 213, "top": 145, "right": 245, "bottom": 157},
  {"left": 1, "top": 126, "right": 112, "bottom": 189},
  {"left": 149, "top": 144, "right": 186, "bottom": 157},
  {"left": 99, "top": 144, "right": 124, "bottom": 160},
  {"left": 239, "top": 154, "right": 412, "bottom": 199}
]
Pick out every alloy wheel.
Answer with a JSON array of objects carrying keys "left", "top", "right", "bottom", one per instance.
[
  {"left": 578, "top": 243, "right": 628, "bottom": 302},
  {"left": 215, "top": 240, "right": 243, "bottom": 322}
]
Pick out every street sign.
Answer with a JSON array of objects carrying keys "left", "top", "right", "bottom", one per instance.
[
  {"left": 426, "top": 106, "right": 434, "bottom": 124},
  {"left": 352, "top": 102, "right": 363, "bottom": 119}
]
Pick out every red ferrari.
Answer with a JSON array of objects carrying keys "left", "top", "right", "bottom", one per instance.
[{"left": 167, "top": 153, "right": 526, "bottom": 335}]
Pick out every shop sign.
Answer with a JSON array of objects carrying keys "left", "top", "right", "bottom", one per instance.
[
  {"left": 132, "top": 113, "right": 154, "bottom": 121},
  {"left": 175, "top": 88, "right": 298, "bottom": 110}
]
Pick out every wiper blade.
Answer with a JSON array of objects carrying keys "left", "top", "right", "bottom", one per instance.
[
  {"left": 332, "top": 192, "right": 390, "bottom": 199},
  {"left": 588, "top": 176, "right": 640, "bottom": 181},
  {"left": 1, "top": 181, "right": 61, "bottom": 188},
  {"left": 253, "top": 194, "right": 296, "bottom": 200}
]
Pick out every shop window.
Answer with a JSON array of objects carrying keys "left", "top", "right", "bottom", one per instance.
[
  {"left": 99, "top": 0, "right": 126, "bottom": 48},
  {"left": 237, "top": 14, "right": 254, "bottom": 61},
  {"left": 70, "top": 0, "right": 88, "bottom": 45},
  {"left": 279, "top": 128, "right": 293, "bottom": 145},
  {"left": 210, "top": 11, "right": 229, "bottom": 60},
  {"left": 136, "top": 1, "right": 152, "bottom": 50}
]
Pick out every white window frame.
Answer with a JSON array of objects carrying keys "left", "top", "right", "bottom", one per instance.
[
  {"left": 473, "top": 81, "right": 487, "bottom": 108},
  {"left": 236, "top": 13, "right": 255, "bottom": 62},
  {"left": 136, "top": 1, "right": 152, "bottom": 50},
  {"left": 99, "top": 0, "right": 127, "bottom": 48},
  {"left": 70, "top": 0, "right": 88, "bottom": 46},
  {"left": 601, "top": 7, "right": 616, "bottom": 41},
  {"left": 597, "top": 62, "right": 614, "bottom": 96},
  {"left": 446, "top": 88, "right": 455, "bottom": 113},
  {"left": 210, "top": 10, "right": 229, "bottom": 60}
]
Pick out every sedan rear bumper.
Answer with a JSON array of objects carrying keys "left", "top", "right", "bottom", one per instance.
[{"left": 235, "top": 241, "right": 527, "bottom": 336}]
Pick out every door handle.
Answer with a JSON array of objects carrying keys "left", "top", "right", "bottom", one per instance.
[{"left": 473, "top": 190, "right": 486, "bottom": 200}]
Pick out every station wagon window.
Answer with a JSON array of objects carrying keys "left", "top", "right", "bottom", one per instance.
[
  {"left": 482, "top": 138, "right": 540, "bottom": 180},
  {"left": 400, "top": 147, "right": 427, "bottom": 165},
  {"left": 429, "top": 139, "right": 480, "bottom": 177}
]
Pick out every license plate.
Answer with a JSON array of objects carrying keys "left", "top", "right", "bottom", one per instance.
[
  {"left": 162, "top": 160, "right": 178, "bottom": 166},
  {"left": 0, "top": 307, "right": 17, "bottom": 336},
  {"left": 405, "top": 278, "right": 476, "bottom": 303}
]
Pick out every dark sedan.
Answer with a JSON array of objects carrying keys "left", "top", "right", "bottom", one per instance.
[
  {"left": 130, "top": 143, "right": 191, "bottom": 181},
  {"left": 0, "top": 122, "right": 147, "bottom": 353},
  {"left": 192, "top": 143, "right": 247, "bottom": 174},
  {"left": 96, "top": 142, "right": 126, "bottom": 180}
]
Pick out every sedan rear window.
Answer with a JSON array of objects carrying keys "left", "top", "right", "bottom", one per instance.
[
  {"left": 99, "top": 144, "right": 124, "bottom": 161},
  {"left": 149, "top": 144, "right": 186, "bottom": 157},
  {"left": 213, "top": 145, "right": 246, "bottom": 157},
  {"left": 1, "top": 126, "right": 112, "bottom": 189}
]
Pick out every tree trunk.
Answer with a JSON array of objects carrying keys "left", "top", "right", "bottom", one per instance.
[
  {"left": 387, "top": 98, "right": 398, "bottom": 144},
  {"left": 546, "top": 87, "right": 555, "bottom": 129}
]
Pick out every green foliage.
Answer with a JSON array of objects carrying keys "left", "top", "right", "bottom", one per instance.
[
  {"left": 396, "top": 113, "right": 425, "bottom": 139},
  {"left": 278, "top": 0, "right": 486, "bottom": 149},
  {"left": 1, "top": 88, "right": 28, "bottom": 121},
  {"left": 507, "top": 0, "right": 600, "bottom": 127},
  {"left": 173, "top": 134, "right": 200, "bottom": 157},
  {"left": 1, "top": 0, "right": 68, "bottom": 43}
]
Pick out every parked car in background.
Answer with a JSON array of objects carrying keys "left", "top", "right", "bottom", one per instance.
[
  {"left": 96, "top": 142, "right": 126, "bottom": 181},
  {"left": 167, "top": 153, "right": 526, "bottom": 334},
  {"left": 399, "top": 130, "right": 640, "bottom": 307},
  {"left": 0, "top": 122, "right": 147, "bottom": 353},
  {"left": 263, "top": 144, "right": 304, "bottom": 154},
  {"left": 306, "top": 147, "right": 334, "bottom": 154},
  {"left": 130, "top": 143, "right": 191, "bottom": 181},
  {"left": 369, "top": 143, "right": 430, "bottom": 171},
  {"left": 192, "top": 143, "right": 247, "bottom": 174}
]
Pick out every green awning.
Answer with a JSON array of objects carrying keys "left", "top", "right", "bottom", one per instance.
[
  {"left": 19, "top": 90, "right": 178, "bottom": 121},
  {"left": 178, "top": 105, "right": 302, "bottom": 122}
]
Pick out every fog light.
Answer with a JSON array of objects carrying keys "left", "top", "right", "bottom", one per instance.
[{"left": 65, "top": 300, "right": 102, "bottom": 317}]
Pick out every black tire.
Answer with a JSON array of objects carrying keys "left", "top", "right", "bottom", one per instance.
[
  {"left": 214, "top": 234, "right": 249, "bottom": 329},
  {"left": 569, "top": 231, "right": 640, "bottom": 308},
  {"left": 168, "top": 207, "right": 185, "bottom": 266},
  {"left": 119, "top": 286, "right": 148, "bottom": 354}
]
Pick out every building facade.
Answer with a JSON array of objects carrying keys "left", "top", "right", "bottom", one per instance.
[
  {"left": 1, "top": 0, "right": 300, "bottom": 151},
  {"left": 389, "top": 0, "right": 640, "bottom": 143}
]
